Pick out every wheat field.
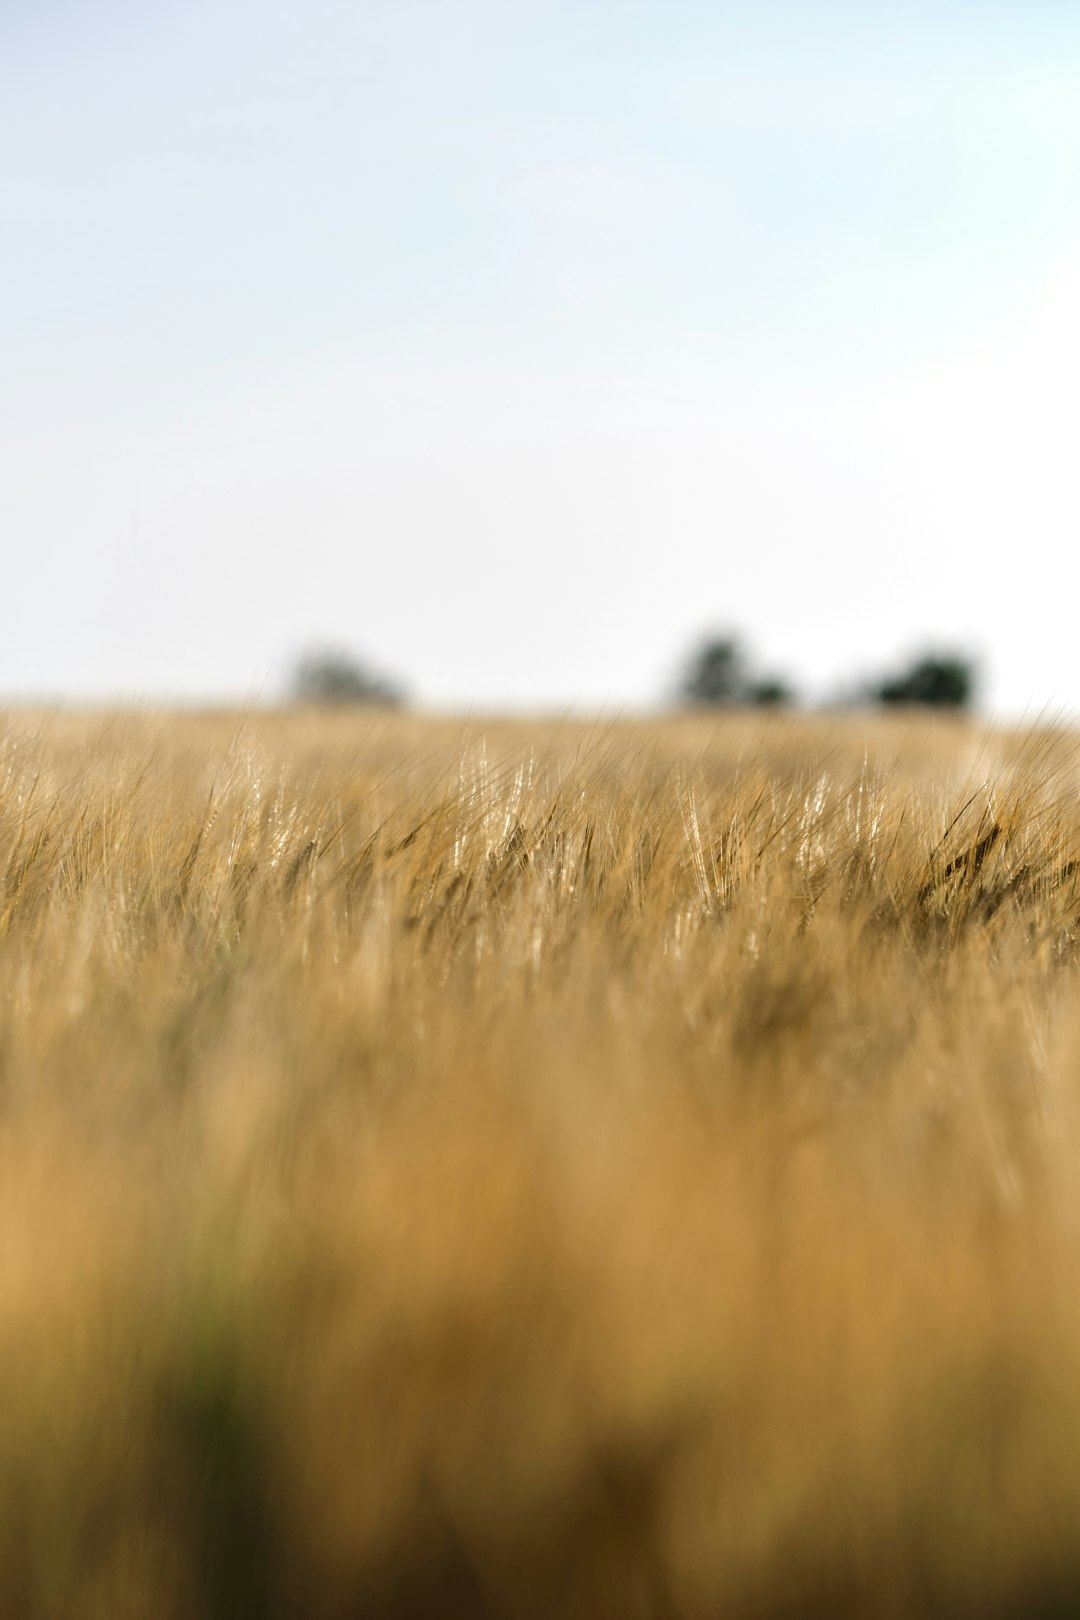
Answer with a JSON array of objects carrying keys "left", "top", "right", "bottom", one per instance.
[{"left": 3, "top": 704, "right": 1080, "bottom": 1618}]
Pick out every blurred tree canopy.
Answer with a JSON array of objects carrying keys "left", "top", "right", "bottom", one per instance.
[
  {"left": 678, "top": 636, "right": 793, "bottom": 708},
  {"left": 290, "top": 649, "right": 403, "bottom": 707},
  {"left": 872, "top": 654, "right": 975, "bottom": 710}
]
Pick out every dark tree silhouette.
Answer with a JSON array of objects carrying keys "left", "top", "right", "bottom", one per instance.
[
  {"left": 744, "top": 677, "right": 793, "bottom": 708},
  {"left": 873, "top": 654, "right": 974, "bottom": 710},
  {"left": 290, "top": 649, "right": 403, "bottom": 707},
  {"left": 678, "top": 635, "right": 793, "bottom": 708}
]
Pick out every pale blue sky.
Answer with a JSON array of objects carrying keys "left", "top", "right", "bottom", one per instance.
[{"left": 4, "top": 1, "right": 1080, "bottom": 712}]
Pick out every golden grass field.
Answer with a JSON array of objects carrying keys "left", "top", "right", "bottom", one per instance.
[{"left": 4, "top": 703, "right": 1080, "bottom": 1618}]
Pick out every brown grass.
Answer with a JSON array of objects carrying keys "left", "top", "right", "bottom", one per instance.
[{"left": 3, "top": 704, "right": 1080, "bottom": 1617}]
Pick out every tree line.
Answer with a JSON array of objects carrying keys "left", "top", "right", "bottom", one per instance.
[
  {"left": 289, "top": 637, "right": 976, "bottom": 712},
  {"left": 676, "top": 635, "right": 975, "bottom": 710}
]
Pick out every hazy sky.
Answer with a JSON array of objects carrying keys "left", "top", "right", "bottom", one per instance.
[{"left": 4, "top": 0, "right": 1080, "bottom": 713}]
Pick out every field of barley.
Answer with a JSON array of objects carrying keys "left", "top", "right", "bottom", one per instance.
[{"left": 4, "top": 704, "right": 1080, "bottom": 1618}]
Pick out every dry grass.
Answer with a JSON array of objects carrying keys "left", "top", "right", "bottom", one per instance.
[{"left": 4, "top": 704, "right": 1080, "bottom": 1617}]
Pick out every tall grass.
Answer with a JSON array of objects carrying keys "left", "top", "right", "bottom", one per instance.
[{"left": 3, "top": 706, "right": 1080, "bottom": 1617}]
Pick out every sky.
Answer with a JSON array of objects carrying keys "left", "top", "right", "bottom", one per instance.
[{"left": 3, "top": 0, "right": 1080, "bottom": 715}]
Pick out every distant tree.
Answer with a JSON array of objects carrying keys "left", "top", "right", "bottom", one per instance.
[
  {"left": 745, "top": 676, "right": 794, "bottom": 708},
  {"left": 873, "top": 654, "right": 975, "bottom": 710},
  {"left": 680, "top": 637, "right": 745, "bottom": 705},
  {"left": 290, "top": 649, "right": 403, "bottom": 707},
  {"left": 678, "top": 635, "right": 794, "bottom": 708}
]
